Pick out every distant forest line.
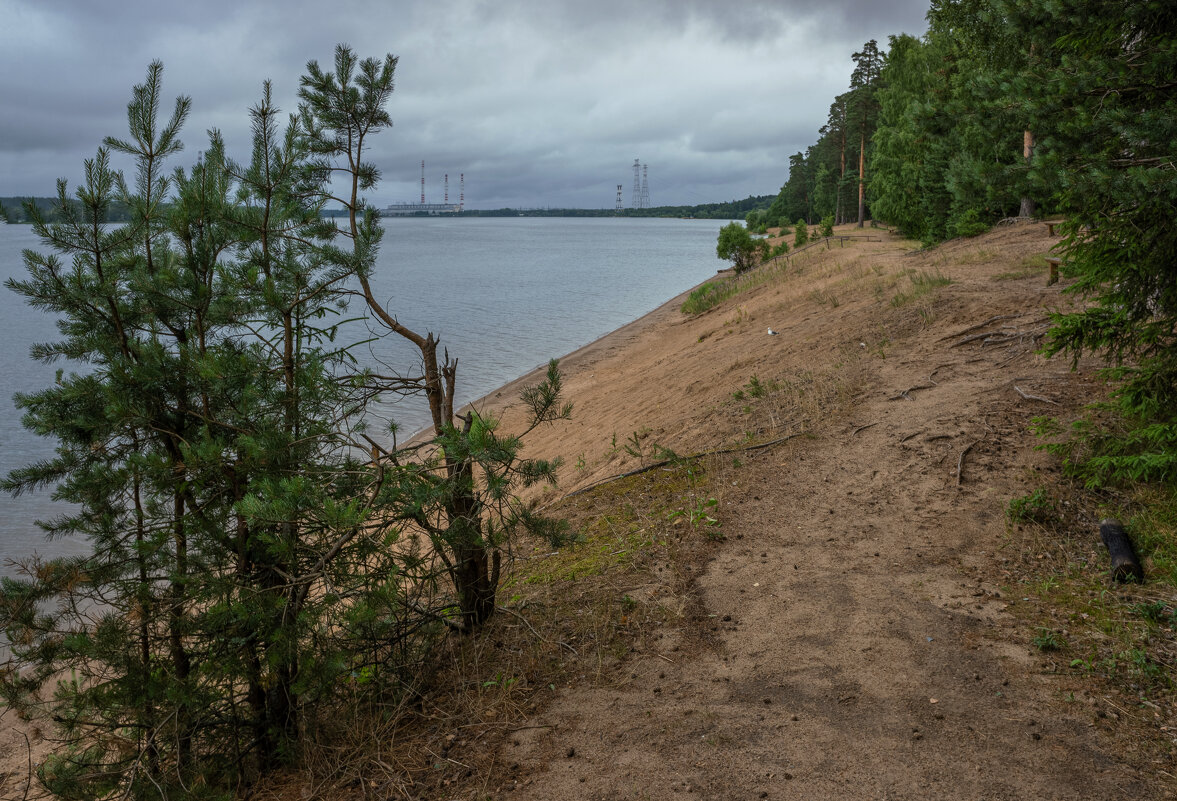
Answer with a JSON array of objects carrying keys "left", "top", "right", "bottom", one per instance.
[{"left": 1, "top": 194, "right": 773, "bottom": 224}]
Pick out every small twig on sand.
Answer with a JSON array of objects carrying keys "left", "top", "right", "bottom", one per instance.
[
  {"left": 426, "top": 747, "right": 472, "bottom": 770},
  {"left": 928, "top": 362, "right": 954, "bottom": 381},
  {"left": 22, "top": 731, "right": 32, "bottom": 801},
  {"left": 1102, "top": 695, "right": 1142, "bottom": 722},
  {"left": 497, "top": 605, "right": 577, "bottom": 655},
  {"left": 996, "top": 350, "right": 1025, "bottom": 368},
  {"left": 851, "top": 422, "right": 878, "bottom": 435},
  {"left": 508, "top": 724, "right": 556, "bottom": 734},
  {"left": 957, "top": 441, "right": 978, "bottom": 486},
  {"left": 1013, "top": 385, "right": 1058, "bottom": 405},
  {"left": 982, "top": 326, "right": 1050, "bottom": 347},
  {"left": 890, "top": 384, "right": 936, "bottom": 401}
]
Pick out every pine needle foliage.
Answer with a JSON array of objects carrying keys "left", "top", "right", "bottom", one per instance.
[
  {"left": 1, "top": 48, "right": 569, "bottom": 797},
  {"left": 1021, "top": 0, "right": 1177, "bottom": 487}
]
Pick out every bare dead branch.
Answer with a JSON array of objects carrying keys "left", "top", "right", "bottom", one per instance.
[
  {"left": 940, "top": 314, "right": 1022, "bottom": 341},
  {"left": 956, "top": 440, "right": 978, "bottom": 486},
  {"left": 496, "top": 605, "right": 576, "bottom": 655},
  {"left": 951, "top": 330, "right": 1004, "bottom": 347},
  {"left": 889, "top": 384, "right": 936, "bottom": 401},
  {"left": 1013, "top": 385, "right": 1059, "bottom": 405}
]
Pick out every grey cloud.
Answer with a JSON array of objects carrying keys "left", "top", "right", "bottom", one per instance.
[{"left": 1, "top": 0, "right": 928, "bottom": 207}]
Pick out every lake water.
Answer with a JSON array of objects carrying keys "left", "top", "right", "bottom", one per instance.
[{"left": 0, "top": 216, "right": 729, "bottom": 573}]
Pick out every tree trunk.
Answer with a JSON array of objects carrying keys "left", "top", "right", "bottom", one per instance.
[
  {"left": 1019, "top": 129, "right": 1036, "bottom": 218},
  {"left": 454, "top": 546, "right": 499, "bottom": 628},
  {"left": 132, "top": 470, "right": 158, "bottom": 776},
  {"left": 838, "top": 129, "right": 847, "bottom": 225},
  {"left": 857, "top": 130, "right": 866, "bottom": 227},
  {"left": 170, "top": 491, "right": 193, "bottom": 769},
  {"left": 447, "top": 435, "right": 498, "bottom": 629}
]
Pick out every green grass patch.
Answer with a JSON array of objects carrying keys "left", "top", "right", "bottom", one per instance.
[
  {"left": 520, "top": 520, "right": 655, "bottom": 585},
  {"left": 680, "top": 259, "right": 791, "bottom": 316},
  {"left": 681, "top": 280, "right": 735, "bottom": 314},
  {"left": 890, "top": 269, "right": 951, "bottom": 307},
  {"left": 1007, "top": 482, "right": 1177, "bottom": 700},
  {"left": 993, "top": 267, "right": 1041, "bottom": 281},
  {"left": 731, "top": 374, "right": 780, "bottom": 401},
  {"left": 955, "top": 248, "right": 997, "bottom": 264},
  {"left": 1006, "top": 488, "right": 1056, "bottom": 524},
  {"left": 994, "top": 254, "right": 1048, "bottom": 281},
  {"left": 1126, "top": 486, "right": 1177, "bottom": 586},
  {"left": 810, "top": 288, "right": 840, "bottom": 308}
]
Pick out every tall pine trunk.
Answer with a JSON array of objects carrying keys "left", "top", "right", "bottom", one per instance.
[
  {"left": 169, "top": 491, "right": 193, "bottom": 768},
  {"left": 857, "top": 130, "right": 866, "bottom": 227},
  {"left": 838, "top": 129, "right": 847, "bottom": 224},
  {"left": 1019, "top": 129, "right": 1036, "bottom": 218}
]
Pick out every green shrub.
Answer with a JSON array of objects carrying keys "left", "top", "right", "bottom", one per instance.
[
  {"left": 819, "top": 215, "right": 834, "bottom": 238},
  {"left": 948, "top": 208, "right": 989, "bottom": 238},
  {"left": 1005, "top": 488, "right": 1055, "bottom": 524},
  {"left": 716, "top": 222, "right": 769, "bottom": 274},
  {"left": 794, "top": 218, "right": 809, "bottom": 247}
]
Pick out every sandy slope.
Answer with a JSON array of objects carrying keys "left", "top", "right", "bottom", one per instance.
[
  {"left": 5, "top": 223, "right": 1172, "bottom": 800},
  {"left": 458, "top": 222, "right": 1173, "bottom": 799}
]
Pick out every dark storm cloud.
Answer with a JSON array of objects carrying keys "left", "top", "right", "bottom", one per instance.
[{"left": 0, "top": 0, "right": 928, "bottom": 208}]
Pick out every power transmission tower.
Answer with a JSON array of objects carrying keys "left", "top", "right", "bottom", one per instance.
[
  {"left": 640, "top": 164, "right": 649, "bottom": 209},
  {"left": 615, "top": 184, "right": 623, "bottom": 211},
  {"left": 632, "top": 159, "right": 641, "bottom": 209}
]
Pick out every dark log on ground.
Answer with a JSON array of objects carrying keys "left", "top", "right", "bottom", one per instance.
[{"left": 1099, "top": 518, "right": 1144, "bottom": 583}]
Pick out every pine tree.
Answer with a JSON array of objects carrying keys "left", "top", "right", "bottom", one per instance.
[
  {"left": 849, "top": 40, "right": 884, "bottom": 227},
  {"left": 1021, "top": 0, "right": 1177, "bottom": 484},
  {"left": 3, "top": 46, "right": 574, "bottom": 796},
  {"left": 298, "top": 46, "right": 570, "bottom": 630},
  {"left": 3, "top": 61, "right": 415, "bottom": 793}
]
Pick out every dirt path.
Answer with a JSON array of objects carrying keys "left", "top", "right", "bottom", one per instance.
[{"left": 472, "top": 223, "right": 1169, "bottom": 799}]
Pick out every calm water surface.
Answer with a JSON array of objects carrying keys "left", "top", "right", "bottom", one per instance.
[{"left": 0, "top": 216, "right": 728, "bottom": 572}]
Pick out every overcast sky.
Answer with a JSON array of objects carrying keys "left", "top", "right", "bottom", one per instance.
[{"left": 1, "top": 0, "right": 928, "bottom": 210}]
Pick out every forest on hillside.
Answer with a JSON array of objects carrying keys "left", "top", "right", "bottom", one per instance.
[{"left": 754, "top": 0, "right": 1175, "bottom": 497}]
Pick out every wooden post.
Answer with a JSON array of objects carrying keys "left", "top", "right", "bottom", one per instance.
[
  {"left": 1099, "top": 518, "right": 1144, "bottom": 583},
  {"left": 1045, "top": 221, "right": 1058, "bottom": 236},
  {"left": 1044, "top": 257, "right": 1061, "bottom": 286}
]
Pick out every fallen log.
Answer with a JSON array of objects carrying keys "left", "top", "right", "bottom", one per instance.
[{"left": 1099, "top": 518, "right": 1144, "bottom": 583}]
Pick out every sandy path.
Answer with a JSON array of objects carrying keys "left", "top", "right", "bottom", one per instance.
[{"left": 472, "top": 224, "right": 1168, "bottom": 799}]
